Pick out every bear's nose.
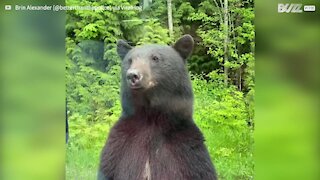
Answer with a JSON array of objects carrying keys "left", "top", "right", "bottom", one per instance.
[{"left": 126, "top": 69, "right": 142, "bottom": 87}]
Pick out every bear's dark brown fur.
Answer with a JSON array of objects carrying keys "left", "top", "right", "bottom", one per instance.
[{"left": 98, "top": 35, "right": 217, "bottom": 180}]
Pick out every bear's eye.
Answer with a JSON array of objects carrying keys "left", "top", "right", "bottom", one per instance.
[
  {"left": 128, "top": 58, "right": 132, "bottom": 64},
  {"left": 151, "top": 55, "right": 160, "bottom": 62}
]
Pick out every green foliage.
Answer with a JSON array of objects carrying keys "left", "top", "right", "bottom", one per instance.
[
  {"left": 66, "top": 0, "right": 254, "bottom": 180},
  {"left": 137, "top": 20, "right": 171, "bottom": 45},
  {"left": 66, "top": 57, "right": 121, "bottom": 118},
  {"left": 189, "top": 0, "right": 255, "bottom": 92},
  {"left": 192, "top": 74, "right": 254, "bottom": 179}
]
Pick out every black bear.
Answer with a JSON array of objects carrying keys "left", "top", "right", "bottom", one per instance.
[{"left": 98, "top": 35, "right": 217, "bottom": 180}]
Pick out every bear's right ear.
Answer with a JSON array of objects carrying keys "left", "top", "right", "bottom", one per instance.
[{"left": 117, "top": 40, "right": 132, "bottom": 60}]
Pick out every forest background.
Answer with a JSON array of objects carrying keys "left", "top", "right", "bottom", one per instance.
[{"left": 65, "top": 0, "right": 254, "bottom": 179}]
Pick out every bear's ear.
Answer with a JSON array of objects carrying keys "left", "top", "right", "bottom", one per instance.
[
  {"left": 173, "top": 34, "right": 194, "bottom": 61},
  {"left": 117, "top": 39, "right": 132, "bottom": 60}
]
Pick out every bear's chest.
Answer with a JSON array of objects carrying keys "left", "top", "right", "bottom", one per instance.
[
  {"left": 114, "top": 120, "right": 179, "bottom": 179},
  {"left": 122, "top": 122, "right": 166, "bottom": 159}
]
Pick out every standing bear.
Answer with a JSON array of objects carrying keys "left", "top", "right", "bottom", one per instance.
[{"left": 98, "top": 35, "right": 217, "bottom": 180}]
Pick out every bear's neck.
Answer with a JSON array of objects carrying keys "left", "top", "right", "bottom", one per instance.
[
  {"left": 122, "top": 107, "right": 193, "bottom": 131},
  {"left": 124, "top": 98, "right": 194, "bottom": 121},
  {"left": 121, "top": 86, "right": 194, "bottom": 121}
]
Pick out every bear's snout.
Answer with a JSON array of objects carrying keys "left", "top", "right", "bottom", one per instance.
[{"left": 126, "top": 69, "right": 143, "bottom": 89}]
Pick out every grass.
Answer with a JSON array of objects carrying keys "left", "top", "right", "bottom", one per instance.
[{"left": 66, "top": 145, "right": 100, "bottom": 180}]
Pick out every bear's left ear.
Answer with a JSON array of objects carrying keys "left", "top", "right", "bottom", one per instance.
[
  {"left": 117, "top": 39, "right": 132, "bottom": 60},
  {"left": 173, "top": 34, "right": 194, "bottom": 61}
]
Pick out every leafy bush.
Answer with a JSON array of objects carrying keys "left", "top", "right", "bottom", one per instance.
[{"left": 192, "top": 73, "right": 254, "bottom": 179}]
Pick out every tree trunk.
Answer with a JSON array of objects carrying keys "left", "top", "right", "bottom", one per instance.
[
  {"left": 167, "top": 0, "right": 173, "bottom": 39},
  {"left": 224, "top": 0, "right": 229, "bottom": 85},
  {"left": 239, "top": 67, "right": 242, "bottom": 91}
]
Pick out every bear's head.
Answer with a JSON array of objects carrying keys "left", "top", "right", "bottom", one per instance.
[{"left": 117, "top": 35, "right": 194, "bottom": 119}]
